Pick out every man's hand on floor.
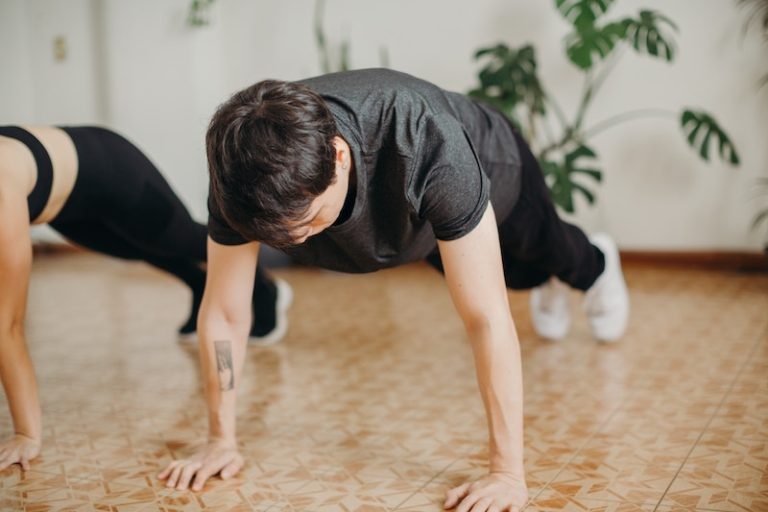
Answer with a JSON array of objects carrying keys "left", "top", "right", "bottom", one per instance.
[
  {"left": 444, "top": 472, "right": 529, "bottom": 512},
  {"left": 158, "top": 440, "right": 244, "bottom": 491}
]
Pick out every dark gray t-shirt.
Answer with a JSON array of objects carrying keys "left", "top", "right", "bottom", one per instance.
[{"left": 208, "top": 68, "right": 522, "bottom": 273}]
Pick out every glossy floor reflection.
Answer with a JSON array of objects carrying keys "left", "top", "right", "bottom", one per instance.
[{"left": 1, "top": 253, "right": 766, "bottom": 511}]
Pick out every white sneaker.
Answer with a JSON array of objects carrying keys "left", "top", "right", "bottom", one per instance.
[
  {"left": 584, "top": 233, "right": 629, "bottom": 342},
  {"left": 178, "top": 278, "right": 294, "bottom": 346},
  {"left": 530, "top": 277, "right": 571, "bottom": 340}
]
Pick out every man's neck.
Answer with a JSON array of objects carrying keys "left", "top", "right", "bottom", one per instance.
[{"left": 333, "top": 166, "right": 357, "bottom": 226}]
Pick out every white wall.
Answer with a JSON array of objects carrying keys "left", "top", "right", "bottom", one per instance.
[
  {"left": 97, "top": 0, "right": 215, "bottom": 218},
  {"left": 2, "top": 0, "right": 767, "bottom": 250},
  {"left": 0, "top": 0, "right": 103, "bottom": 242},
  {"left": 0, "top": 0, "right": 34, "bottom": 122},
  {"left": 0, "top": 0, "right": 102, "bottom": 124}
]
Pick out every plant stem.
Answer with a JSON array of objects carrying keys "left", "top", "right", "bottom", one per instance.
[
  {"left": 527, "top": 109, "right": 537, "bottom": 145},
  {"left": 540, "top": 48, "right": 627, "bottom": 157},
  {"left": 540, "top": 110, "right": 557, "bottom": 152},
  {"left": 582, "top": 108, "right": 677, "bottom": 138},
  {"left": 539, "top": 127, "right": 574, "bottom": 160},
  {"left": 573, "top": 69, "right": 595, "bottom": 132},
  {"left": 379, "top": 46, "right": 390, "bottom": 68},
  {"left": 315, "top": 0, "right": 330, "bottom": 73},
  {"left": 591, "top": 46, "right": 626, "bottom": 99},
  {"left": 541, "top": 86, "right": 570, "bottom": 133}
]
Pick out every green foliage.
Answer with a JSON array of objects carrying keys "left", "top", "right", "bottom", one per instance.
[
  {"left": 556, "top": 0, "right": 615, "bottom": 31},
  {"left": 315, "top": 0, "right": 385, "bottom": 73},
  {"left": 468, "top": 44, "right": 546, "bottom": 121},
  {"left": 681, "top": 109, "right": 740, "bottom": 165},
  {"left": 620, "top": 10, "right": 678, "bottom": 61},
  {"left": 565, "top": 22, "right": 625, "bottom": 69},
  {"left": 315, "top": 0, "right": 340, "bottom": 73},
  {"left": 754, "top": 207, "right": 768, "bottom": 230},
  {"left": 564, "top": 10, "right": 676, "bottom": 70},
  {"left": 339, "top": 40, "right": 351, "bottom": 72},
  {"left": 470, "top": 0, "right": 740, "bottom": 214},
  {"left": 187, "top": 0, "right": 216, "bottom": 27},
  {"left": 542, "top": 145, "right": 603, "bottom": 213}
]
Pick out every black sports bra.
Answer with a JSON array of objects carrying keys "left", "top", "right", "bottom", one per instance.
[{"left": 0, "top": 126, "right": 54, "bottom": 222}]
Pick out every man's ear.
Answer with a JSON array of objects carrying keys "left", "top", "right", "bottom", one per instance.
[
  {"left": 333, "top": 136, "right": 347, "bottom": 168},
  {"left": 333, "top": 135, "right": 343, "bottom": 155}
]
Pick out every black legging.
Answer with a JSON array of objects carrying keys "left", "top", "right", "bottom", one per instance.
[
  {"left": 427, "top": 129, "right": 605, "bottom": 291},
  {"left": 51, "top": 127, "right": 208, "bottom": 295},
  {"left": 49, "top": 127, "right": 273, "bottom": 328}
]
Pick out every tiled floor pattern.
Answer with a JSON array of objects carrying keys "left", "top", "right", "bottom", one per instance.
[{"left": 0, "top": 253, "right": 766, "bottom": 511}]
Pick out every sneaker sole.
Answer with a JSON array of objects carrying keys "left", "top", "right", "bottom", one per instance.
[
  {"left": 586, "top": 233, "right": 629, "bottom": 342},
  {"left": 177, "top": 331, "right": 198, "bottom": 344},
  {"left": 248, "top": 278, "right": 293, "bottom": 346},
  {"left": 530, "top": 278, "right": 571, "bottom": 341},
  {"left": 177, "top": 279, "right": 294, "bottom": 346}
]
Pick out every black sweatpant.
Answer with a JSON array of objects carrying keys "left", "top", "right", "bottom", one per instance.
[{"left": 428, "top": 129, "right": 605, "bottom": 291}]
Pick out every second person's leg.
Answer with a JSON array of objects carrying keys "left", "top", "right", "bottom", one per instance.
[{"left": 55, "top": 127, "right": 291, "bottom": 342}]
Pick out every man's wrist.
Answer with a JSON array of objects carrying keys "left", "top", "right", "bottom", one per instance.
[
  {"left": 207, "top": 434, "right": 237, "bottom": 448},
  {"left": 14, "top": 415, "right": 42, "bottom": 441},
  {"left": 489, "top": 455, "right": 525, "bottom": 477},
  {"left": 208, "top": 406, "right": 236, "bottom": 439},
  {"left": 14, "top": 430, "right": 41, "bottom": 443}
]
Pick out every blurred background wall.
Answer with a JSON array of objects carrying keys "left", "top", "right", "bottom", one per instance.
[{"left": 1, "top": 0, "right": 766, "bottom": 251}]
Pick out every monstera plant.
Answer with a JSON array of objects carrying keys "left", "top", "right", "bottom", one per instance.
[
  {"left": 314, "top": 0, "right": 389, "bottom": 73},
  {"left": 739, "top": 0, "right": 768, "bottom": 250},
  {"left": 187, "top": 0, "right": 216, "bottom": 26},
  {"left": 470, "top": 0, "right": 741, "bottom": 213}
]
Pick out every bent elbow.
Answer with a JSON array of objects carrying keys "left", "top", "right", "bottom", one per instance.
[
  {"left": 464, "top": 314, "right": 493, "bottom": 338},
  {"left": 0, "top": 317, "right": 26, "bottom": 342},
  {"left": 463, "top": 313, "right": 515, "bottom": 344}
]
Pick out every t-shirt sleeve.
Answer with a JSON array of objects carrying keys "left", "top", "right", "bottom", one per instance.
[
  {"left": 411, "top": 114, "right": 490, "bottom": 241},
  {"left": 207, "top": 191, "right": 249, "bottom": 246}
]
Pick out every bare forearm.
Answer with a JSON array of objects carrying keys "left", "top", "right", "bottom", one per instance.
[
  {"left": 468, "top": 321, "right": 525, "bottom": 476},
  {"left": 0, "top": 329, "right": 41, "bottom": 440},
  {"left": 199, "top": 321, "right": 249, "bottom": 444}
]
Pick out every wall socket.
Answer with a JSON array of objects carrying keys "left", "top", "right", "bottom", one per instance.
[{"left": 53, "top": 36, "right": 67, "bottom": 62}]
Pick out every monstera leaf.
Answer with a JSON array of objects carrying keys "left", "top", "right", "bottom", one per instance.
[
  {"left": 541, "top": 145, "right": 603, "bottom": 213},
  {"left": 681, "top": 109, "right": 740, "bottom": 165},
  {"left": 565, "top": 22, "right": 626, "bottom": 70},
  {"left": 469, "top": 43, "right": 547, "bottom": 120},
  {"left": 754, "top": 207, "right": 768, "bottom": 231},
  {"left": 555, "top": 0, "right": 615, "bottom": 31},
  {"left": 620, "top": 10, "right": 678, "bottom": 61},
  {"left": 565, "top": 9, "right": 677, "bottom": 69}
]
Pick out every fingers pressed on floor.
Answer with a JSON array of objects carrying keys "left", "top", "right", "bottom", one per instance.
[
  {"left": 445, "top": 483, "right": 471, "bottom": 508},
  {"left": 176, "top": 464, "right": 200, "bottom": 490}
]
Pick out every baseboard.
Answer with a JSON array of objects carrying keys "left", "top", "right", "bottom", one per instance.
[
  {"left": 620, "top": 250, "right": 768, "bottom": 272},
  {"left": 32, "top": 243, "right": 768, "bottom": 272},
  {"left": 32, "top": 242, "right": 85, "bottom": 255}
]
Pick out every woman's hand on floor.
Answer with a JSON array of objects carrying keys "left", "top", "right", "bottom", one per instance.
[
  {"left": 157, "top": 440, "right": 244, "bottom": 491},
  {"left": 444, "top": 472, "right": 529, "bottom": 512},
  {"left": 0, "top": 434, "right": 41, "bottom": 471}
]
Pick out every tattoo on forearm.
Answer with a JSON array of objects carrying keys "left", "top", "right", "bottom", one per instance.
[{"left": 214, "top": 340, "right": 234, "bottom": 391}]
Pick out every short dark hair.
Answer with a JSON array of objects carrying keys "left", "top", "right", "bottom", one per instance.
[{"left": 206, "top": 79, "right": 338, "bottom": 248}]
